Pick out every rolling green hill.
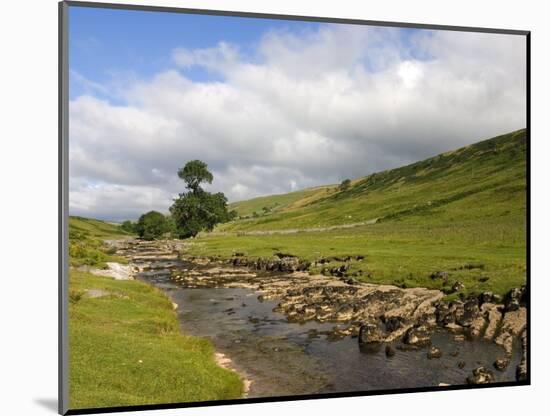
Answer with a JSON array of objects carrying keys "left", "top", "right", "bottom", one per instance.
[
  {"left": 221, "top": 129, "right": 526, "bottom": 232},
  {"left": 229, "top": 185, "right": 338, "bottom": 218},
  {"left": 68, "top": 216, "right": 133, "bottom": 268},
  {"left": 190, "top": 129, "right": 527, "bottom": 297},
  {"left": 69, "top": 216, "right": 131, "bottom": 239}
]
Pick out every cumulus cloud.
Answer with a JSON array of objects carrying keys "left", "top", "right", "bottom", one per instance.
[{"left": 69, "top": 24, "right": 526, "bottom": 221}]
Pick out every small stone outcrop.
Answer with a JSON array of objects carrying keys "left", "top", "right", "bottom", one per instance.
[
  {"left": 427, "top": 346, "right": 442, "bottom": 359},
  {"left": 404, "top": 325, "right": 432, "bottom": 347},
  {"left": 467, "top": 366, "right": 495, "bottom": 384}
]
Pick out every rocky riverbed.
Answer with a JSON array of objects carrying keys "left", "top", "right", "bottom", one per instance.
[{"left": 108, "top": 239, "right": 528, "bottom": 392}]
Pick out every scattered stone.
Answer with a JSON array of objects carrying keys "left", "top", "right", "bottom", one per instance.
[
  {"left": 468, "top": 316, "right": 486, "bottom": 337},
  {"left": 504, "top": 287, "right": 525, "bottom": 312},
  {"left": 404, "top": 325, "right": 432, "bottom": 347},
  {"left": 427, "top": 346, "right": 442, "bottom": 359},
  {"left": 445, "top": 323, "right": 463, "bottom": 333},
  {"left": 385, "top": 345, "right": 396, "bottom": 357},
  {"left": 494, "top": 357, "right": 510, "bottom": 371},
  {"left": 495, "top": 307, "right": 527, "bottom": 356},
  {"left": 451, "top": 281, "right": 465, "bottom": 293},
  {"left": 479, "top": 291, "right": 497, "bottom": 305},
  {"left": 89, "top": 262, "right": 135, "bottom": 280},
  {"left": 483, "top": 303, "right": 503, "bottom": 340},
  {"left": 383, "top": 316, "right": 404, "bottom": 332},
  {"left": 358, "top": 323, "right": 385, "bottom": 344},
  {"left": 457, "top": 298, "right": 480, "bottom": 327},
  {"left": 467, "top": 366, "right": 495, "bottom": 384},
  {"left": 458, "top": 361, "right": 466, "bottom": 369}
]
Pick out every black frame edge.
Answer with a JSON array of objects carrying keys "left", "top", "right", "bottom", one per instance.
[{"left": 63, "top": 0, "right": 529, "bottom": 36}]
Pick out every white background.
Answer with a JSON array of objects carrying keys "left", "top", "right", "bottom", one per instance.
[{"left": 0, "top": 0, "right": 547, "bottom": 415}]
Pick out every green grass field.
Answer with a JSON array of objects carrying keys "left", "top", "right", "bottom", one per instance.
[
  {"left": 69, "top": 271, "right": 243, "bottom": 409},
  {"left": 189, "top": 129, "right": 527, "bottom": 297}
]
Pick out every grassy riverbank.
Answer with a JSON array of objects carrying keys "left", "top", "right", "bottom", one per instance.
[
  {"left": 188, "top": 129, "right": 527, "bottom": 298},
  {"left": 68, "top": 219, "right": 244, "bottom": 409},
  {"left": 68, "top": 216, "right": 131, "bottom": 268}
]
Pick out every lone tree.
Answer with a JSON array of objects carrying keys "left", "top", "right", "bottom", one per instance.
[
  {"left": 136, "top": 211, "right": 168, "bottom": 240},
  {"left": 170, "top": 160, "right": 232, "bottom": 238},
  {"left": 339, "top": 178, "right": 351, "bottom": 191},
  {"left": 177, "top": 160, "right": 213, "bottom": 193}
]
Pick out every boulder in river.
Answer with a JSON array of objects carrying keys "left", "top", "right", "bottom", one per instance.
[
  {"left": 493, "top": 357, "right": 510, "bottom": 371},
  {"left": 427, "top": 346, "right": 442, "bottom": 359},
  {"left": 467, "top": 366, "right": 495, "bottom": 384},
  {"left": 358, "top": 323, "right": 385, "bottom": 344},
  {"left": 385, "top": 345, "right": 396, "bottom": 357},
  {"left": 404, "top": 325, "right": 432, "bottom": 347}
]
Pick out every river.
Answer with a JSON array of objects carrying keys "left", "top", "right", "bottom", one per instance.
[{"left": 129, "top": 244, "right": 521, "bottom": 398}]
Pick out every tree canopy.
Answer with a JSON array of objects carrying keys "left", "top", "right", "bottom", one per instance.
[
  {"left": 170, "top": 160, "right": 233, "bottom": 238},
  {"left": 136, "top": 211, "right": 168, "bottom": 240},
  {"left": 339, "top": 178, "right": 352, "bottom": 191},
  {"left": 177, "top": 160, "right": 213, "bottom": 193}
]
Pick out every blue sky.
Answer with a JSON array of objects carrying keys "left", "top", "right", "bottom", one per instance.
[
  {"left": 68, "top": 5, "right": 526, "bottom": 221},
  {"left": 70, "top": 7, "right": 324, "bottom": 100},
  {"left": 69, "top": 7, "right": 432, "bottom": 101}
]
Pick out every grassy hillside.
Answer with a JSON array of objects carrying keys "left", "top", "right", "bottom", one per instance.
[
  {"left": 69, "top": 216, "right": 131, "bottom": 239},
  {"left": 69, "top": 271, "right": 243, "bottom": 409},
  {"left": 68, "top": 216, "right": 132, "bottom": 268},
  {"left": 220, "top": 129, "right": 526, "bottom": 232},
  {"left": 229, "top": 185, "right": 336, "bottom": 218},
  {"left": 189, "top": 129, "right": 527, "bottom": 297}
]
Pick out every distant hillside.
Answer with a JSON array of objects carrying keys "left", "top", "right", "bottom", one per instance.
[
  {"left": 220, "top": 129, "right": 526, "bottom": 232},
  {"left": 229, "top": 185, "right": 337, "bottom": 218},
  {"left": 69, "top": 216, "right": 131, "bottom": 239}
]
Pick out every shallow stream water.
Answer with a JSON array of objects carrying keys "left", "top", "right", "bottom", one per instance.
[{"left": 137, "top": 259, "right": 521, "bottom": 398}]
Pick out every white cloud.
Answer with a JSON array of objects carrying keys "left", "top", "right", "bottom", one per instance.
[{"left": 69, "top": 25, "right": 526, "bottom": 221}]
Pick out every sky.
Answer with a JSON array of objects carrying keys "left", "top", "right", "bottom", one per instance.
[{"left": 68, "top": 6, "right": 527, "bottom": 222}]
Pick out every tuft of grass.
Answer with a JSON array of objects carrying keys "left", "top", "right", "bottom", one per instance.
[{"left": 69, "top": 270, "right": 244, "bottom": 409}]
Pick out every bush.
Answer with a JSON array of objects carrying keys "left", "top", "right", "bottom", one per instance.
[
  {"left": 136, "top": 211, "right": 169, "bottom": 240},
  {"left": 339, "top": 179, "right": 352, "bottom": 191},
  {"left": 120, "top": 220, "right": 137, "bottom": 234}
]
